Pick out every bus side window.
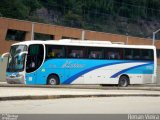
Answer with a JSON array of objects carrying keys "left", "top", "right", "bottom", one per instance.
[
  {"left": 46, "top": 45, "right": 65, "bottom": 59},
  {"left": 108, "top": 52, "right": 115, "bottom": 59},
  {"left": 106, "top": 48, "right": 122, "bottom": 60},
  {"left": 46, "top": 46, "right": 54, "bottom": 58},
  {"left": 69, "top": 51, "right": 77, "bottom": 58},
  {"left": 133, "top": 49, "right": 141, "bottom": 60},
  {"left": 89, "top": 52, "right": 97, "bottom": 59},
  {"left": 141, "top": 49, "right": 154, "bottom": 60},
  {"left": 88, "top": 47, "right": 104, "bottom": 59},
  {"left": 67, "top": 46, "right": 85, "bottom": 59},
  {"left": 49, "top": 49, "right": 55, "bottom": 58},
  {"left": 56, "top": 52, "right": 63, "bottom": 58},
  {"left": 124, "top": 48, "right": 133, "bottom": 60}
]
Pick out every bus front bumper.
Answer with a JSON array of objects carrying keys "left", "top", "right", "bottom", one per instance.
[{"left": 6, "top": 76, "right": 25, "bottom": 84}]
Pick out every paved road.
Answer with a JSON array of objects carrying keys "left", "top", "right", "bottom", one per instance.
[{"left": 0, "top": 97, "right": 160, "bottom": 114}]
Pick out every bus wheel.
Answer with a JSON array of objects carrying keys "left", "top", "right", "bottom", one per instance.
[
  {"left": 118, "top": 75, "right": 129, "bottom": 87},
  {"left": 47, "top": 75, "right": 59, "bottom": 85}
]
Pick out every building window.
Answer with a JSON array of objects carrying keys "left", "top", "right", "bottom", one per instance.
[
  {"left": 62, "top": 36, "right": 78, "bottom": 40},
  {"left": 5, "top": 29, "right": 26, "bottom": 41},
  {"left": 34, "top": 33, "right": 54, "bottom": 40}
]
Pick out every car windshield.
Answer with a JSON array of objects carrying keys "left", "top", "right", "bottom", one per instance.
[{"left": 7, "top": 45, "right": 27, "bottom": 72}]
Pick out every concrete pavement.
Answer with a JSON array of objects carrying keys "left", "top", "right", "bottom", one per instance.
[
  {"left": 0, "top": 57, "right": 7, "bottom": 82},
  {"left": 1, "top": 82, "right": 160, "bottom": 90},
  {"left": 0, "top": 84, "right": 160, "bottom": 101}
]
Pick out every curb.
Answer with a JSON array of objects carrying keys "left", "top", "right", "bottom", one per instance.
[
  {"left": 1, "top": 94, "right": 160, "bottom": 101},
  {"left": 1, "top": 84, "right": 160, "bottom": 91}
]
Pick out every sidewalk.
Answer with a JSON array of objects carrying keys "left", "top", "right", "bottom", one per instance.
[
  {"left": 1, "top": 82, "right": 160, "bottom": 90},
  {"left": 0, "top": 83, "right": 160, "bottom": 101}
]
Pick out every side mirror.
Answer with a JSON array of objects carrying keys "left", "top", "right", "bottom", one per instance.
[
  {"left": 19, "top": 51, "right": 28, "bottom": 56},
  {"left": 17, "top": 51, "right": 28, "bottom": 61},
  {"left": 1, "top": 52, "right": 10, "bottom": 62}
]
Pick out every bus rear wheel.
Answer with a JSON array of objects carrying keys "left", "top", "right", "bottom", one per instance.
[
  {"left": 47, "top": 75, "right": 59, "bottom": 85},
  {"left": 118, "top": 75, "right": 129, "bottom": 87}
]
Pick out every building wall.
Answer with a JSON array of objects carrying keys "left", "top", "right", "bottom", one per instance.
[{"left": 0, "top": 17, "right": 160, "bottom": 63}]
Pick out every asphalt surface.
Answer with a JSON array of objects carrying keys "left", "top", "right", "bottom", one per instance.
[{"left": 1, "top": 97, "right": 160, "bottom": 114}]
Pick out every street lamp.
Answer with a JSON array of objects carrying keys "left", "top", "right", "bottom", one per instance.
[{"left": 153, "top": 28, "right": 160, "bottom": 45}]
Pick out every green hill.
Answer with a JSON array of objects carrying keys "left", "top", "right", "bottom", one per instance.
[{"left": 0, "top": 0, "right": 160, "bottom": 39}]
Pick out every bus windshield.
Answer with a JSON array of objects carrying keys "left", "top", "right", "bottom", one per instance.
[{"left": 7, "top": 45, "right": 27, "bottom": 72}]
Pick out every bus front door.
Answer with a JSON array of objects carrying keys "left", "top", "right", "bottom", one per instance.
[{"left": 25, "top": 55, "right": 38, "bottom": 84}]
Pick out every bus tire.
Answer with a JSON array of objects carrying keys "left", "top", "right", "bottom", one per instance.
[
  {"left": 47, "top": 75, "right": 59, "bottom": 85},
  {"left": 118, "top": 75, "right": 129, "bottom": 87}
]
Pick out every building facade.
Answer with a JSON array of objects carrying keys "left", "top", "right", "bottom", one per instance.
[{"left": 0, "top": 17, "right": 160, "bottom": 63}]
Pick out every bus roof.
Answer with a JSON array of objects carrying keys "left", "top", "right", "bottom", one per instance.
[{"left": 12, "top": 39, "right": 155, "bottom": 49}]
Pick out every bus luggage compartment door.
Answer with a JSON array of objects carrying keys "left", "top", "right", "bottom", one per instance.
[{"left": 25, "top": 72, "right": 37, "bottom": 85}]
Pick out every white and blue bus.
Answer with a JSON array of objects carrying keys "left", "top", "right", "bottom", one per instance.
[{"left": 2, "top": 39, "right": 157, "bottom": 87}]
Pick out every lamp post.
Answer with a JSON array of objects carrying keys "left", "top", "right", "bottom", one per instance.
[{"left": 153, "top": 28, "right": 160, "bottom": 45}]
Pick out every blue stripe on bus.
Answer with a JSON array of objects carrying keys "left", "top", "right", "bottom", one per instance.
[
  {"left": 62, "top": 62, "right": 123, "bottom": 84},
  {"left": 110, "top": 62, "right": 153, "bottom": 78},
  {"left": 62, "top": 61, "right": 153, "bottom": 84}
]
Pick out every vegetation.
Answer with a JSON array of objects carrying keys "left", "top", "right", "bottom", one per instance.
[{"left": 0, "top": 0, "right": 160, "bottom": 38}]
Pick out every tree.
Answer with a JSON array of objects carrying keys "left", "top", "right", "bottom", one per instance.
[
  {"left": 23, "top": 0, "right": 41, "bottom": 15},
  {"left": 0, "top": 0, "right": 29, "bottom": 19}
]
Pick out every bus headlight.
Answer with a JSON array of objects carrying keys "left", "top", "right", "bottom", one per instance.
[{"left": 16, "top": 74, "right": 23, "bottom": 77}]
